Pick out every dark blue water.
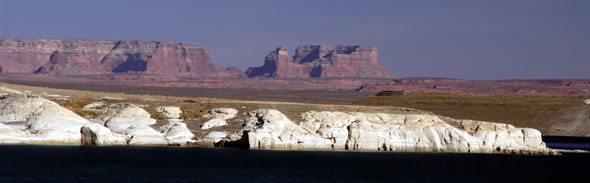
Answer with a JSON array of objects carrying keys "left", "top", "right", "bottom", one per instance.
[
  {"left": 0, "top": 145, "right": 587, "bottom": 183},
  {"left": 544, "top": 136, "right": 590, "bottom": 150}
]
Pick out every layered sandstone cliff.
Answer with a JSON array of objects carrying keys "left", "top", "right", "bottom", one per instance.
[
  {"left": 246, "top": 45, "right": 391, "bottom": 78},
  {"left": 0, "top": 38, "right": 244, "bottom": 77},
  {"left": 0, "top": 39, "right": 392, "bottom": 79}
]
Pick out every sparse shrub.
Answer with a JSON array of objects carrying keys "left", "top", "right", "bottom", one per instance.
[
  {"left": 179, "top": 105, "right": 194, "bottom": 120},
  {"left": 183, "top": 99, "right": 198, "bottom": 103},
  {"left": 49, "top": 98, "right": 100, "bottom": 118},
  {"left": 150, "top": 112, "right": 167, "bottom": 120},
  {"left": 194, "top": 102, "right": 212, "bottom": 118}
]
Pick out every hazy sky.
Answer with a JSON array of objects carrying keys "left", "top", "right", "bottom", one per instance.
[{"left": 1, "top": 0, "right": 589, "bottom": 79}]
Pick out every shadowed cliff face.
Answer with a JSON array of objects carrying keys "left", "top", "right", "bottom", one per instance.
[
  {"left": 246, "top": 45, "right": 391, "bottom": 78},
  {"left": 0, "top": 38, "right": 244, "bottom": 77},
  {"left": 111, "top": 53, "right": 148, "bottom": 73},
  {"left": 245, "top": 46, "right": 308, "bottom": 78},
  {"left": 34, "top": 51, "right": 83, "bottom": 75}
]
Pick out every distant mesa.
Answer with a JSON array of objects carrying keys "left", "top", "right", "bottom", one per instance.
[
  {"left": 0, "top": 38, "right": 245, "bottom": 78},
  {"left": 0, "top": 38, "right": 391, "bottom": 79},
  {"left": 246, "top": 45, "right": 391, "bottom": 78}
]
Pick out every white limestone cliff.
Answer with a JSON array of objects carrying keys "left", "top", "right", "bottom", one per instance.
[{"left": 230, "top": 109, "right": 550, "bottom": 153}]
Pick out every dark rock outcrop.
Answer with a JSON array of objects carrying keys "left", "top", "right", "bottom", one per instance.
[
  {"left": 246, "top": 45, "right": 390, "bottom": 78},
  {"left": 0, "top": 38, "right": 244, "bottom": 77}
]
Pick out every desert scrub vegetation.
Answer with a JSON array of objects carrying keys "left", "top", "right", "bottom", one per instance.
[
  {"left": 48, "top": 97, "right": 100, "bottom": 118},
  {"left": 179, "top": 105, "right": 193, "bottom": 120},
  {"left": 182, "top": 99, "right": 198, "bottom": 103},
  {"left": 149, "top": 111, "right": 167, "bottom": 120},
  {"left": 196, "top": 103, "right": 212, "bottom": 118},
  {"left": 179, "top": 102, "right": 213, "bottom": 120}
]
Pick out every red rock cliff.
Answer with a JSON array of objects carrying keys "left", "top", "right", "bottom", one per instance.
[
  {"left": 246, "top": 45, "right": 390, "bottom": 78},
  {"left": 0, "top": 38, "right": 244, "bottom": 77}
]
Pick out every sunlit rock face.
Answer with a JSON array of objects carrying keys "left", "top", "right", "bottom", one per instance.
[
  {"left": 201, "top": 108, "right": 238, "bottom": 130},
  {"left": 0, "top": 87, "right": 195, "bottom": 146},
  {"left": 0, "top": 93, "right": 91, "bottom": 144},
  {"left": 0, "top": 38, "right": 244, "bottom": 77},
  {"left": 246, "top": 45, "right": 390, "bottom": 78},
  {"left": 227, "top": 109, "right": 549, "bottom": 154}
]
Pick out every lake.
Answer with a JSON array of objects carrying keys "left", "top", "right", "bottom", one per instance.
[{"left": 0, "top": 145, "right": 587, "bottom": 182}]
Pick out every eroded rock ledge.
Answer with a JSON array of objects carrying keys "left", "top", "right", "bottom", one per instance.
[
  {"left": 214, "top": 109, "right": 551, "bottom": 154},
  {"left": 0, "top": 88, "right": 194, "bottom": 146},
  {"left": 0, "top": 87, "right": 553, "bottom": 154}
]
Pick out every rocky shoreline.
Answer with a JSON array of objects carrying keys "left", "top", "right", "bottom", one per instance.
[{"left": 0, "top": 86, "right": 557, "bottom": 155}]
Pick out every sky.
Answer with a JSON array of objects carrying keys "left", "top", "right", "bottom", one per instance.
[{"left": 1, "top": 0, "right": 589, "bottom": 80}]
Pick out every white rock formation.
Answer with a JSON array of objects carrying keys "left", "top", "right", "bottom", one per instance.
[
  {"left": 233, "top": 109, "right": 549, "bottom": 153},
  {"left": 0, "top": 94, "right": 93, "bottom": 144},
  {"left": 201, "top": 119, "right": 228, "bottom": 130},
  {"left": 201, "top": 108, "right": 238, "bottom": 130},
  {"left": 124, "top": 125, "right": 169, "bottom": 145},
  {"left": 98, "top": 103, "right": 195, "bottom": 145},
  {"left": 97, "top": 103, "right": 194, "bottom": 145},
  {"left": 241, "top": 109, "right": 332, "bottom": 149},
  {"left": 83, "top": 102, "right": 106, "bottom": 111},
  {"left": 203, "top": 108, "right": 238, "bottom": 119},
  {"left": 584, "top": 99, "right": 590, "bottom": 105},
  {"left": 155, "top": 106, "right": 182, "bottom": 120},
  {"left": 80, "top": 123, "right": 127, "bottom": 145},
  {"left": 101, "top": 103, "right": 156, "bottom": 132},
  {"left": 200, "top": 131, "right": 228, "bottom": 143},
  {"left": 160, "top": 122, "right": 195, "bottom": 145},
  {"left": 0, "top": 87, "right": 24, "bottom": 95},
  {"left": 0, "top": 123, "right": 30, "bottom": 144},
  {"left": 0, "top": 88, "right": 195, "bottom": 146},
  {"left": 0, "top": 87, "right": 554, "bottom": 153}
]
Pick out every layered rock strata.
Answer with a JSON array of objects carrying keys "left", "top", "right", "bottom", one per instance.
[
  {"left": 0, "top": 38, "right": 243, "bottom": 77},
  {"left": 246, "top": 45, "right": 390, "bottom": 78}
]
